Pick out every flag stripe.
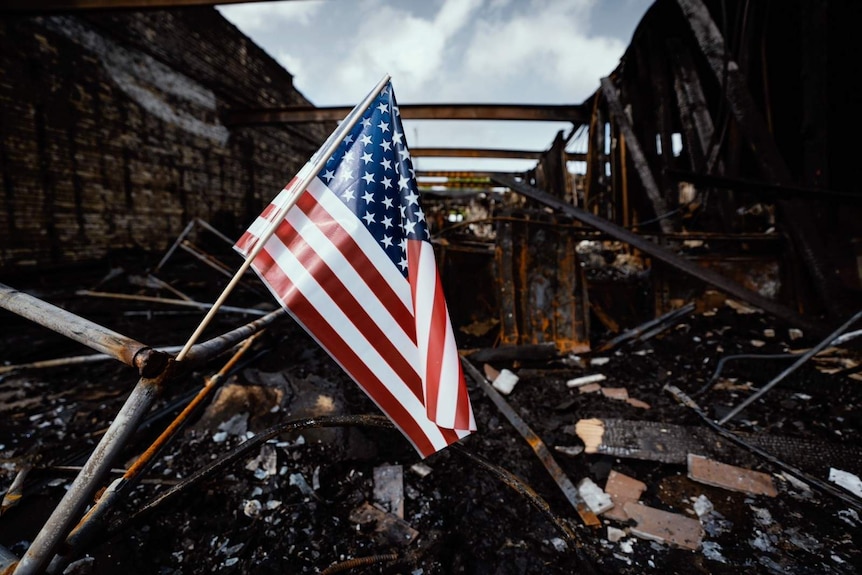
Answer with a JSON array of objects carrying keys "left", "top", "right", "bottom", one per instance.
[
  {"left": 274, "top": 212, "right": 425, "bottom": 401},
  {"left": 408, "top": 239, "right": 471, "bottom": 429},
  {"left": 249, "top": 245, "right": 456, "bottom": 456},
  {"left": 296, "top": 184, "right": 415, "bottom": 337}
]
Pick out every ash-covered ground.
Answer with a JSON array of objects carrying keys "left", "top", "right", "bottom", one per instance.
[{"left": 1, "top": 256, "right": 861, "bottom": 574}]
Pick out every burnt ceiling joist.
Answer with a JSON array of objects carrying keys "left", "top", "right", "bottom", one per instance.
[
  {"left": 224, "top": 104, "right": 589, "bottom": 126},
  {"left": 411, "top": 148, "right": 586, "bottom": 162},
  {"left": 0, "top": 0, "right": 286, "bottom": 13}
]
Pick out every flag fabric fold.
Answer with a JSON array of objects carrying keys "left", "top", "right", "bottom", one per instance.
[{"left": 235, "top": 81, "right": 475, "bottom": 457}]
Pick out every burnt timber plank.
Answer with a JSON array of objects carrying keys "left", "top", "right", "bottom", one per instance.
[
  {"left": 600, "top": 77, "right": 674, "bottom": 234},
  {"left": 225, "top": 103, "right": 589, "bottom": 125}
]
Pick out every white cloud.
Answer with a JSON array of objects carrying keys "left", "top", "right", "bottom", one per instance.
[
  {"left": 322, "top": 0, "right": 484, "bottom": 102},
  {"left": 216, "top": 0, "right": 324, "bottom": 32},
  {"left": 461, "top": 0, "right": 625, "bottom": 102}
]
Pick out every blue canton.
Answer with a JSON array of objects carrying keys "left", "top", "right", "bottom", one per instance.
[{"left": 315, "top": 83, "right": 427, "bottom": 278}]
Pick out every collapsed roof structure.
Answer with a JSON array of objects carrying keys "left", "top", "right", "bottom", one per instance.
[{"left": 1, "top": 1, "right": 861, "bottom": 574}]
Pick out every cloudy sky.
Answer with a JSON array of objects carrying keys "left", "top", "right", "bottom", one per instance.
[{"left": 217, "top": 0, "right": 654, "bottom": 172}]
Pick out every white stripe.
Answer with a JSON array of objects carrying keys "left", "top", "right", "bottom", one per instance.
[
  {"left": 411, "top": 242, "right": 436, "bottom": 406},
  {"left": 283, "top": 204, "right": 419, "bottom": 373},
  {"left": 261, "top": 231, "right": 450, "bottom": 452},
  {"left": 306, "top": 178, "right": 412, "bottom": 310},
  {"left": 434, "top": 314, "right": 462, "bottom": 428}
]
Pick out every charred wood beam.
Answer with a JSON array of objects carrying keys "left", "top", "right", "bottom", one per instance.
[
  {"left": 665, "top": 169, "right": 862, "bottom": 204},
  {"left": 224, "top": 104, "right": 589, "bottom": 126},
  {"left": 417, "top": 170, "right": 519, "bottom": 179},
  {"left": 490, "top": 174, "right": 823, "bottom": 335},
  {"left": 410, "top": 147, "right": 586, "bottom": 162},
  {"left": 0, "top": 0, "right": 296, "bottom": 12},
  {"left": 676, "top": 0, "right": 846, "bottom": 316},
  {"left": 600, "top": 77, "right": 674, "bottom": 234}
]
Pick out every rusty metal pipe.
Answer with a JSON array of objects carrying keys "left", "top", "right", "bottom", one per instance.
[
  {"left": 12, "top": 371, "right": 167, "bottom": 575},
  {"left": 182, "top": 307, "right": 286, "bottom": 365},
  {"left": 0, "top": 283, "right": 151, "bottom": 371}
]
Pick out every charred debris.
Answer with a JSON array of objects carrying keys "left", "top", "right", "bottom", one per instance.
[{"left": 1, "top": 0, "right": 862, "bottom": 574}]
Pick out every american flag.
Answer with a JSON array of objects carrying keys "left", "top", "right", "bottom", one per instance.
[{"left": 235, "top": 81, "right": 475, "bottom": 457}]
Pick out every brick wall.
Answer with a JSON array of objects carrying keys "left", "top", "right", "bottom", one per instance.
[{"left": 0, "top": 8, "right": 329, "bottom": 271}]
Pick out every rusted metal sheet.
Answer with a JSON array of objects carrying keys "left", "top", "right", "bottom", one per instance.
[
  {"left": 494, "top": 210, "right": 590, "bottom": 353},
  {"left": 225, "top": 103, "right": 589, "bottom": 126},
  {"left": 491, "top": 174, "right": 825, "bottom": 335}
]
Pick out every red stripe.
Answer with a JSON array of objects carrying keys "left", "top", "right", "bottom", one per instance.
[
  {"left": 251, "top": 247, "right": 439, "bottom": 457},
  {"left": 272, "top": 217, "right": 424, "bottom": 401},
  {"left": 295, "top": 191, "right": 416, "bottom": 342}
]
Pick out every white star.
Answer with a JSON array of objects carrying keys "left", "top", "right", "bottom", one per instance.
[
  {"left": 416, "top": 207, "right": 425, "bottom": 221},
  {"left": 382, "top": 215, "right": 393, "bottom": 229},
  {"left": 394, "top": 105, "right": 401, "bottom": 116},
  {"left": 381, "top": 158, "right": 392, "bottom": 171},
  {"left": 381, "top": 176, "right": 393, "bottom": 190},
  {"left": 382, "top": 196, "right": 394, "bottom": 209},
  {"left": 403, "top": 219, "right": 416, "bottom": 235},
  {"left": 378, "top": 120, "right": 390, "bottom": 133},
  {"left": 398, "top": 149, "right": 410, "bottom": 161},
  {"left": 344, "top": 134, "right": 354, "bottom": 145},
  {"left": 399, "top": 237, "right": 407, "bottom": 251},
  {"left": 400, "top": 205, "right": 406, "bottom": 219},
  {"left": 398, "top": 175, "right": 412, "bottom": 190},
  {"left": 338, "top": 169, "right": 352, "bottom": 182},
  {"left": 360, "top": 134, "right": 373, "bottom": 146},
  {"left": 361, "top": 117, "right": 372, "bottom": 128},
  {"left": 343, "top": 148, "right": 357, "bottom": 164},
  {"left": 341, "top": 187, "right": 355, "bottom": 202},
  {"left": 382, "top": 234, "right": 393, "bottom": 248},
  {"left": 361, "top": 151, "right": 373, "bottom": 164},
  {"left": 323, "top": 169, "right": 335, "bottom": 183},
  {"left": 363, "top": 211, "right": 375, "bottom": 225},
  {"left": 377, "top": 102, "right": 389, "bottom": 114},
  {"left": 362, "top": 190, "right": 375, "bottom": 204},
  {"left": 398, "top": 255, "right": 408, "bottom": 271},
  {"left": 362, "top": 172, "right": 375, "bottom": 185},
  {"left": 405, "top": 190, "right": 419, "bottom": 205},
  {"left": 392, "top": 131, "right": 403, "bottom": 145},
  {"left": 380, "top": 140, "right": 392, "bottom": 152}
]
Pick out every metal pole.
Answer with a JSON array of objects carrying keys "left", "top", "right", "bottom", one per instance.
[
  {"left": 0, "top": 283, "right": 150, "bottom": 370},
  {"left": 12, "top": 372, "right": 167, "bottom": 575},
  {"left": 718, "top": 310, "right": 862, "bottom": 425}
]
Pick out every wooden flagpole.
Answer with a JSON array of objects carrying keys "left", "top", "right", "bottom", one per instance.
[{"left": 174, "top": 74, "right": 391, "bottom": 362}]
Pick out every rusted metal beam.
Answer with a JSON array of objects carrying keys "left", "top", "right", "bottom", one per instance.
[
  {"left": 0, "top": 0, "right": 296, "bottom": 13},
  {"left": 410, "top": 147, "right": 586, "bottom": 162},
  {"left": 460, "top": 358, "right": 600, "bottom": 527},
  {"left": 600, "top": 77, "right": 674, "bottom": 234},
  {"left": 224, "top": 103, "right": 589, "bottom": 126},
  {"left": 490, "top": 174, "right": 824, "bottom": 334},
  {"left": 417, "top": 170, "right": 518, "bottom": 179},
  {"left": 676, "top": 0, "right": 846, "bottom": 316},
  {"left": 0, "top": 283, "right": 164, "bottom": 376}
]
